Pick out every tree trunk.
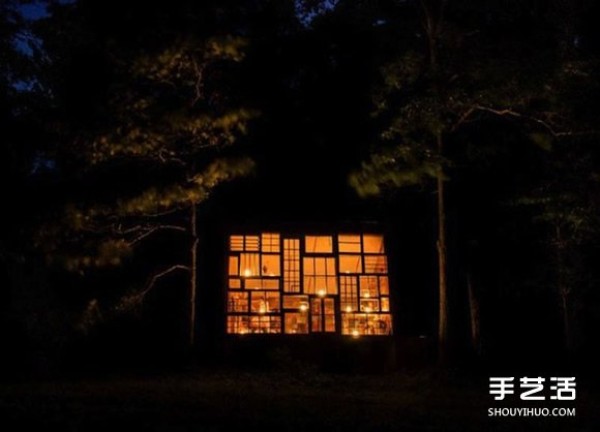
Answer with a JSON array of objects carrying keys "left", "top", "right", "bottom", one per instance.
[
  {"left": 467, "top": 272, "right": 481, "bottom": 357},
  {"left": 555, "top": 225, "right": 571, "bottom": 355},
  {"left": 189, "top": 203, "right": 198, "bottom": 347},
  {"left": 436, "top": 132, "right": 449, "bottom": 365},
  {"left": 561, "top": 291, "right": 571, "bottom": 354}
]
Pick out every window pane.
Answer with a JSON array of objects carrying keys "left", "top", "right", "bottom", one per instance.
[
  {"left": 283, "top": 295, "right": 309, "bottom": 310},
  {"left": 249, "top": 316, "right": 281, "bottom": 334},
  {"left": 305, "top": 236, "right": 333, "bottom": 253},
  {"left": 261, "top": 254, "right": 281, "bottom": 276},
  {"left": 359, "top": 276, "right": 379, "bottom": 297},
  {"left": 340, "top": 276, "right": 358, "bottom": 312},
  {"left": 364, "top": 255, "right": 387, "bottom": 274},
  {"left": 228, "top": 292, "right": 248, "bottom": 312},
  {"left": 240, "top": 253, "right": 260, "bottom": 277},
  {"left": 339, "top": 255, "right": 362, "bottom": 274},
  {"left": 381, "top": 297, "right": 390, "bottom": 312},
  {"left": 285, "top": 312, "right": 309, "bottom": 334},
  {"left": 360, "top": 298, "right": 379, "bottom": 313},
  {"left": 245, "top": 278, "right": 279, "bottom": 290},
  {"left": 228, "top": 256, "right": 239, "bottom": 276},
  {"left": 283, "top": 239, "right": 300, "bottom": 293},
  {"left": 250, "top": 291, "right": 280, "bottom": 313},
  {"left": 229, "top": 278, "right": 241, "bottom": 289},
  {"left": 379, "top": 276, "right": 389, "bottom": 295},
  {"left": 227, "top": 316, "right": 249, "bottom": 334},
  {"left": 261, "top": 233, "right": 280, "bottom": 253},
  {"left": 230, "top": 235, "right": 244, "bottom": 251},
  {"left": 363, "top": 234, "right": 384, "bottom": 253},
  {"left": 324, "top": 298, "right": 336, "bottom": 332},
  {"left": 245, "top": 235, "right": 260, "bottom": 251},
  {"left": 338, "top": 234, "right": 361, "bottom": 253}
]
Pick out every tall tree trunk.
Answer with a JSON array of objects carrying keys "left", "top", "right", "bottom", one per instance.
[
  {"left": 436, "top": 132, "right": 449, "bottom": 365},
  {"left": 467, "top": 271, "right": 481, "bottom": 357},
  {"left": 561, "top": 291, "right": 571, "bottom": 354},
  {"left": 422, "top": 0, "right": 448, "bottom": 365},
  {"left": 189, "top": 203, "right": 198, "bottom": 347},
  {"left": 555, "top": 225, "right": 571, "bottom": 355}
]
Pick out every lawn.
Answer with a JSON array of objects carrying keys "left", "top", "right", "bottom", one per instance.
[{"left": 1, "top": 369, "right": 595, "bottom": 431}]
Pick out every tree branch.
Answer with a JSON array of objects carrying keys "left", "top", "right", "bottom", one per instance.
[
  {"left": 127, "top": 224, "right": 187, "bottom": 246},
  {"left": 453, "top": 104, "right": 600, "bottom": 137},
  {"left": 140, "top": 264, "right": 190, "bottom": 298}
]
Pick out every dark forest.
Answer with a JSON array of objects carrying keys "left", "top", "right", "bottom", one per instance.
[{"left": 1, "top": 0, "right": 599, "bottom": 430}]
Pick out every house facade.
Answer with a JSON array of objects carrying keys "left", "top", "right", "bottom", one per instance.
[{"left": 225, "top": 231, "right": 393, "bottom": 338}]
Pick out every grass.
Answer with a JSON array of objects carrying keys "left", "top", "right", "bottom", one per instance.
[{"left": 0, "top": 369, "right": 596, "bottom": 431}]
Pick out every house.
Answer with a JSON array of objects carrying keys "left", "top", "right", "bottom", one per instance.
[
  {"left": 225, "top": 231, "right": 393, "bottom": 337},
  {"left": 193, "top": 176, "right": 430, "bottom": 370}
]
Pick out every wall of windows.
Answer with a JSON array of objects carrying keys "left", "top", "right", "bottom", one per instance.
[{"left": 226, "top": 232, "right": 393, "bottom": 336}]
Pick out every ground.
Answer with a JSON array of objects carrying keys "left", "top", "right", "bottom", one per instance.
[{"left": 1, "top": 370, "right": 596, "bottom": 431}]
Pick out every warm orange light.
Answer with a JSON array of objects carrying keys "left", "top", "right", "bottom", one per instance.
[{"left": 227, "top": 231, "right": 393, "bottom": 336}]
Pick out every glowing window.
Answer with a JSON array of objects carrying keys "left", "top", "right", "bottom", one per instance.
[
  {"left": 240, "top": 253, "right": 260, "bottom": 278},
  {"left": 250, "top": 291, "right": 280, "bottom": 314},
  {"left": 230, "top": 235, "right": 260, "bottom": 251},
  {"left": 226, "top": 230, "right": 392, "bottom": 337},
  {"left": 249, "top": 315, "right": 281, "bottom": 334},
  {"left": 379, "top": 276, "right": 389, "bottom": 295},
  {"left": 285, "top": 312, "right": 309, "bottom": 334},
  {"left": 338, "top": 234, "right": 361, "bottom": 253},
  {"left": 245, "top": 279, "right": 279, "bottom": 290},
  {"left": 340, "top": 276, "right": 358, "bottom": 312},
  {"left": 359, "top": 276, "right": 379, "bottom": 297},
  {"left": 228, "top": 292, "right": 248, "bottom": 312},
  {"left": 261, "top": 233, "right": 280, "bottom": 253},
  {"left": 283, "top": 295, "right": 309, "bottom": 310},
  {"left": 339, "top": 255, "right": 363, "bottom": 274},
  {"left": 230, "top": 235, "right": 244, "bottom": 251},
  {"left": 283, "top": 239, "right": 300, "bottom": 293},
  {"left": 261, "top": 254, "right": 281, "bottom": 276},
  {"left": 228, "top": 256, "right": 239, "bottom": 276},
  {"left": 305, "top": 236, "right": 333, "bottom": 253},
  {"left": 381, "top": 297, "right": 390, "bottom": 312},
  {"left": 364, "top": 255, "right": 387, "bottom": 274},
  {"left": 363, "top": 234, "right": 384, "bottom": 253},
  {"left": 303, "top": 257, "right": 337, "bottom": 294}
]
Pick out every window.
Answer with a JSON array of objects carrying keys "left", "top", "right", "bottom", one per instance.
[
  {"left": 303, "top": 257, "right": 337, "bottom": 294},
  {"left": 305, "top": 236, "right": 333, "bottom": 253},
  {"left": 226, "top": 231, "right": 392, "bottom": 336},
  {"left": 338, "top": 234, "right": 361, "bottom": 253}
]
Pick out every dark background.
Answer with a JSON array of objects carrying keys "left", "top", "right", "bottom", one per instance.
[{"left": 1, "top": 2, "right": 599, "bottom": 429}]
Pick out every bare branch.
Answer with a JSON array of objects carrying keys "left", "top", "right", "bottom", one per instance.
[
  {"left": 127, "top": 224, "right": 187, "bottom": 246},
  {"left": 453, "top": 105, "right": 600, "bottom": 137},
  {"left": 191, "top": 59, "right": 206, "bottom": 107},
  {"left": 140, "top": 264, "right": 190, "bottom": 298}
]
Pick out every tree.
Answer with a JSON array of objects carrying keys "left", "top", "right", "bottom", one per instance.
[
  {"left": 35, "top": 1, "right": 257, "bottom": 347},
  {"left": 349, "top": 0, "right": 598, "bottom": 364}
]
